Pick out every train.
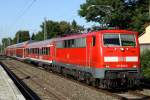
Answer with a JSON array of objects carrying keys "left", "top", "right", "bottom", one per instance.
[{"left": 5, "top": 29, "right": 141, "bottom": 89}]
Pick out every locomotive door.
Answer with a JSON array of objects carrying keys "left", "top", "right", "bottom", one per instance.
[
  {"left": 51, "top": 42, "right": 56, "bottom": 62},
  {"left": 86, "top": 36, "right": 93, "bottom": 68}
]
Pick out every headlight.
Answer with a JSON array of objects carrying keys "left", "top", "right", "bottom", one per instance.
[
  {"left": 133, "top": 65, "right": 137, "bottom": 68},
  {"left": 105, "top": 65, "right": 109, "bottom": 68}
]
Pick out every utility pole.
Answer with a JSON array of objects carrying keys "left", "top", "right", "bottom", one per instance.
[
  {"left": 3, "top": 42, "right": 5, "bottom": 54},
  {"left": 44, "top": 17, "right": 47, "bottom": 40},
  {"left": 0, "top": 45, "right": 2, "bottom": 54},
  {"left": 8, "top": 38, "right": 11, "bottom": 46},
  {"left": 17, "top": 33, "right": 19, "bottom": 43}
]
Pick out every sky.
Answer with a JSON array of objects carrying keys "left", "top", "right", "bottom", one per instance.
[{"left": 0, "top": 0, "right": 96, "bottom": 44}]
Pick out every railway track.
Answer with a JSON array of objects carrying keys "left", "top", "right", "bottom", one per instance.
[
  {"left": 1, "top": 57, "right": 150, "bottom": 100},
  {"left": 1, "top": 59, "right": 67, "bottom": 100},
  {"left": 0, "top": 61, "right": 40, "bottom": 100}
]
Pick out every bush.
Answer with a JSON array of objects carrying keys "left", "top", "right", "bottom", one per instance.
[{"left": 140, "top": 49, "right": 150, "bottom": 79}]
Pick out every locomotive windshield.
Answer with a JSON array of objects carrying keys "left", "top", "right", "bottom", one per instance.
[{"left": 103, "top": 34, "right": 136, "bottom": 46}]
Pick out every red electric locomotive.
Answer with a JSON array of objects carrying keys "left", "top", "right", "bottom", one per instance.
[{"left": 52, "top": 29, "right": 140, "bottom": 88}]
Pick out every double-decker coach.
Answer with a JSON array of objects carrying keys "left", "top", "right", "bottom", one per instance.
[
  {"left": 25, "top": 39, "right": 54, "bottom": 66},
  {"left": 6, "top": 41, "right": 33, "bottom": 59}
]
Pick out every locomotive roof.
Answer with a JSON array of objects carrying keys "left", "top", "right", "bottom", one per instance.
[
  {"left": 54, "top": 29, "right": 137, "bottom": 41},
  {"left": 26, "top": 39, "right": 54, "bottom": 48},
  {"left": 7, "top": 40, "right": 34, "bottom": 48}
]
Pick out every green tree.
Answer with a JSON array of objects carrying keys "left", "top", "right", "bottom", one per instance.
[
  {"left": 40, "top": 20, "right": 59, "bottom": 39},
  {"left": 13, "top": 30, "right": 30, "bottom": 43},
  {"left": 2, "top": 38, "right": 12, "bottom": 47},
  {"left": 141, "top": 50, "right": 150, "bottom": 79},
  {"left": 58, "top": 21, "right": 71, "bottom": 35},
  {"left": 31, "top": 33, "right": 36, "bottom": 40},
  {"left": 71, "top": 20, "right": 84, "bottom": 33},
  {"left": 34, "top": 31, "right": 44, "bottom": 41},
  {"left": 34, "top": 20, "right": 85, "bottom": 41},
  {"left": 78, "top": 0, "right": 149, "bottom": 33}
]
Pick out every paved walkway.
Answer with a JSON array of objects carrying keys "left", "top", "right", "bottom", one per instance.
[{"left": 0, "top": 65, "right": 25, "bottom": 100}]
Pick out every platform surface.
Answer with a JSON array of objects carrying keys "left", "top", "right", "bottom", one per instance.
[{"left": 0, "top": 65, "right": 25, "bottom": 100}]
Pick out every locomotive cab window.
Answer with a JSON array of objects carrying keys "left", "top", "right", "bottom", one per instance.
[
  {"left": 103, "top": 34, "right": 120, "bottom": 46},
  {"left": 103, "top": 34, "right": 136, "bottom": 46},
  {"left": 120, "top": 34, "right": 136, "bottom": 46}
]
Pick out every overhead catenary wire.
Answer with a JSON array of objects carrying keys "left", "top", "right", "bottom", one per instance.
[{"left": 8, "top": 0, "right": 37, "bottom": 34}]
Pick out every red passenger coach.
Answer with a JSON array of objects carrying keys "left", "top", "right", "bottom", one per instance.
[
  {"left": 25, "top": 39, "right": 54, "bottom": 65},
  {"left": 53, "top": 30, "right": 140, "bottom": 88},
  {"left": 6, "top": 41, "right": 33, "bottom": 59},
  {"left": 5, "top": 45, "right": 16, "bottom": 57}
]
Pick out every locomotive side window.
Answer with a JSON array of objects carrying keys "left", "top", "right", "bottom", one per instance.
[
  {"left": 64, "top": 40, "right": 68, "bottom": 48},
  {"left": 56, "top": 38, "right": 86, "bottom": 48},
  {"left": 56, "top": 41, "right": 63, "bottom": 48},
  {"left": 104, "top": 34, "right": 120, "bottom": 46},
  {"left": 92, "top": 36, "right": 96, "bottom": 46},
  {"left": 67, "top": 39, "right": 75, "bottom": 48},
  {"left": 75, "top": 38, "right": 86, "bottom": 48}
]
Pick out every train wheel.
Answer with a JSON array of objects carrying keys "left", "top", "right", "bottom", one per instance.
[{"left": 85, "top": 78, "right": 91, "bottom": 85}]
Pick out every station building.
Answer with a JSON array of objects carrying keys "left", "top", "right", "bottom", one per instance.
[{"left": 138, "top": 25, "right": 150, "bottom": 52}]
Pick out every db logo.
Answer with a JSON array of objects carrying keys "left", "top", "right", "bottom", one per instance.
[{"left": 119, "top": 57, "right": 125, "bottom": 62}]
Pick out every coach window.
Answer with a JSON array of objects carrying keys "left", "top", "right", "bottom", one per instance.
[
  {"left": 25, "top": 49, "right": 27, "bottom": 54},
  {"left": 33, "top": 48, "right": 34, "bottom": 54},
  {"left": 31, "top": 48, "right": 32, "bottom": 54},
  {"left": 30, "top": 48, "right": 32, "bottom": 54},
  {"left": 44, "top": 48, "right": 46, "bottom": 55},
  {"left": 48, "top": 48, "right": 50, "bottom": 55},
  {"left": 35, "top": 48, "right": 37, "bottom": 54},
  {"left": 32, "top": 48, "right": 34, "bottom": 54},
  {"left": 45, "top": 48, "right": 48, "bottom": 55},
  {"left": 34, "top": 48, "right": 36, "bottom": 54},
  {"left": 41, "top": 48, "right": 43, "bottom": 55},
  {"left": 28, "top": 49, "right": 30, "bottom": 54},
  {"left": 29, "top": 49, "right": 31, "bottom": 54},
  {"left": 39, "top": 49, "right": 42, "bottom": 55},
  {"left": 43, "top": 48, "right": 45, "bottom": 55},
  {"left": 37, "top": 48, "right": 39, "bottom": 55},
  {"left": 45, "top": 47, "right": 49, "bottom": 55},
  {"left": 36, "top": 48, "right": 38, "bottom": 54},
  {"left": 32, "top": 48, "right": 33, "bottom": 54},
  {"left": 42, "top": 48, "right": 44, "bottom": 55},
  {"left": 27, "top": 49, "right": 29, "bottom": 54},
  {"left": 30, "top": 49, "right": 31, "bottom": 54}
]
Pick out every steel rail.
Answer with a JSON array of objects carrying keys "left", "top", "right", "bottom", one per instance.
[{"left": 0, "top": 61, "right": 40, "bottom": 100}]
